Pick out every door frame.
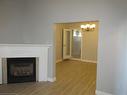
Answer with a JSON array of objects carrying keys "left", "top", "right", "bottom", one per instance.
[
  {"left": 62, "top": 29, "right": 72, "bottom": 60},
  {"left": 63, "top": 29, "right": 83, "bottom": 60}
]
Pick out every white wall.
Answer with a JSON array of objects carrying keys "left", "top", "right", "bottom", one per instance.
[
  {"left": 113, "top": 20, "right": 127, "bottom": 95},
  {"left": 0, "top": 0, "right": 127, "bottom": 94},
  {"left": 0, "top": 0, "right": 55, "bottom": 81},
  {"left": 23, "top": 0, "right": 127, "bottom": 94},
  {"left": 0, "top": 0, "right": 25, "bottom": 43}
]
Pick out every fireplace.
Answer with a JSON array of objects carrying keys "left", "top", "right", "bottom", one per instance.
[{"left": 7, "top": 58, "right": 36, "bottom": 83}]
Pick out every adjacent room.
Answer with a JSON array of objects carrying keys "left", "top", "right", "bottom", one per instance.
[{"left": 55, "top": 21, "right": 99, "bottom": 94}]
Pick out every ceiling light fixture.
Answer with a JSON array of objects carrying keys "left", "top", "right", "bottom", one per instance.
[{"left": 81, "top": 24, "right": 96, "bottom": 31}]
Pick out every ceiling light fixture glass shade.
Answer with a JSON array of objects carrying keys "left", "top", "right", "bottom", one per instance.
[{"left": 80, "top": 24, "right": 96, "bottom": 31}]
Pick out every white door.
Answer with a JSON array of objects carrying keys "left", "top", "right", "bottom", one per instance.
[{"left": 63, "top": 29, "right": 72, "bottom": 60}]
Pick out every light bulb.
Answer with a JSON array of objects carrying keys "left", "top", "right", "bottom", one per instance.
[
  {"left": 80, "top": 25, "right": 85, "bottom": 29},
  {"left": 85, "top": 24, "right": 90, "bottom": 28},
  {"left": 84, "top": 24, "right": 90, "bottom": 31},
  {"left": 90, "top": 24, "right": 96, "bottom": 29}
]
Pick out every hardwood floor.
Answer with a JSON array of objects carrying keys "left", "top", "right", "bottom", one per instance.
[{"left": 0, "top": 60, "right": 97, "bottom": 95}]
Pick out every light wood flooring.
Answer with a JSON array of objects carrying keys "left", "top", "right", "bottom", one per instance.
[{"left": 0, "top": 60, "right": 97, "bottom": 95}]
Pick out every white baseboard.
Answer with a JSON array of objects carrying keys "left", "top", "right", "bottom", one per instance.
[
  {"left": 96, "top": 90, "right": 113, "bottom": 95},
  {"left": 70, "top": 58, "right": 81, "bottom": 61},
  {"left": 56, "top": 59, "right": 62, "bottom": 63},
  {"left": 69, "top": 58, "right": 97, "bottom": 63},
  {"left": 82, "top": 59, "right": 97, "bottom": 63},
  {"left": 47, "top": 77, "right": 56, "bottom": 82}
]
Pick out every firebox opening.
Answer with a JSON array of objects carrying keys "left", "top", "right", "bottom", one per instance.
[{"left": 7, "top": 58, "right": 36, "bottom": 83}]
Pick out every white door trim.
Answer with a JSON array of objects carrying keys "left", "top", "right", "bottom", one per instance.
[
  {"left": 63, "top": 29, "right": 72, "bottom": 60},
  {"left": 96, "top": 90, "right": 113, "bottom": 95}
]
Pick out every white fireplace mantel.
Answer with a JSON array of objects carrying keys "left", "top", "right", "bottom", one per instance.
[{"left": 0, "top": 44, "right": 52, "bottom": 84}]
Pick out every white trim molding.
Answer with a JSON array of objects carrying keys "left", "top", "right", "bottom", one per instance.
[
  {"left": 47, "top": 77, "right": 56, "bottom": 82},
  {"left": 96, "top": 90, "right": 113, "bottom": 95},
  {"left": 82, "top": 59, "right": 97, "bottom": 63},
  {"left": 70, "top": 58, "right": 81, "bottom": 61},
  {"left": 69, "top": 58, "right": 97, "bottom": 63}
]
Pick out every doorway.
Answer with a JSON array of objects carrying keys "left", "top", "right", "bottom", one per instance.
[
  {"left": 55, "top": 21, "right": 98, "bottom": 63},
  {"left": 63, "top": 29, "right": 82, "bottom": 60},
  {"left": 54, "top": 21, "right": 99, "bottom": 94}
]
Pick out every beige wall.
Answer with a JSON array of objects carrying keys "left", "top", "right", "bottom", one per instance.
[
  {"left": 82, "top": 22, "right": 98, "bottom": 62},
  {"left": 55, "top": 24, "right": 67, "bottom": 62},
  {"left": 55, "top": 21, "right": 98, "bottom": 62}
]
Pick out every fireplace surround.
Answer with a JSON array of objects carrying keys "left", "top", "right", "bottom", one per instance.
[{"left": 0, "top": 44, "right": 54, "bottom": 84}]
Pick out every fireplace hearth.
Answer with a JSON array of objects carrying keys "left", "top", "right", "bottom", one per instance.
[{"left": 7, "top": 58, "right": 36, "bottom": 83}]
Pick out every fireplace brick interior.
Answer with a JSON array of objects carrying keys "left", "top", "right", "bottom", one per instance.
[{"left": 7, "top": 58, "right": 36, "bottom": 83}]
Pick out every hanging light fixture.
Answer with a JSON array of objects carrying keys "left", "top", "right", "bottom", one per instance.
[{"left": 80, "top": 24, "right": 96, "bottom": 31}]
